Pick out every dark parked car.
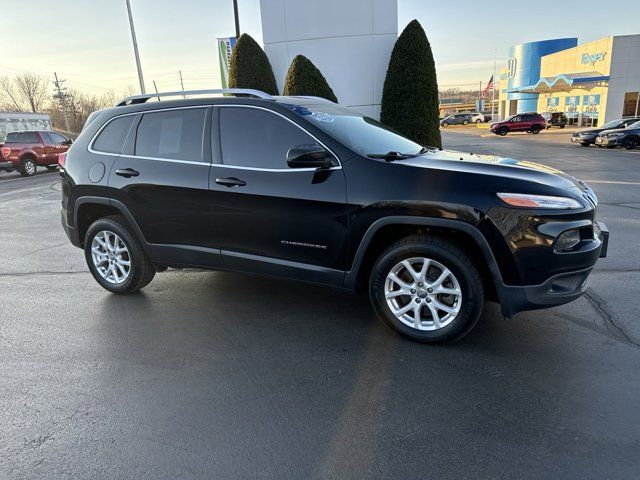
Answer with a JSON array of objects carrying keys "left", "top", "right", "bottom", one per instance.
[
  {"left": 0, "top": 130, "right": 72, "bottom": 176},
  {"left": 490, "top": 113, "right": 547, "bottom": 136},
  {"left": 542, "top": 112, "right": 567, "bottom": 128},
  {"left": 60, "top": 89, "right": 608, "bottom": 344},
  {"left": 595, "top": 120, "right": 640, "bottom": 150},
  {"left": 571, "top": 117, "right": 640, "bottom": 147},
  {"left": 440, "top": 113, "right": 472, "bottom": 127}
]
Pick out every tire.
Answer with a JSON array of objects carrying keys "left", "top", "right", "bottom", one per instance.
[
  {"left": 441, "top": 122, "right": 448, "bottom": 128},
  {"left": 531, "top": 125, "right": 541, "bottom": 134},
  {"left": 475, "top": 119, "right": 481, "bottom": 124},
  {"left": 498, "top": 127, "right": 508, "bottom": 136},
  {"left": 580, "top": 142, "right": 590, "bottom": 147},
  {"left": 369, "top": 235, "right": 484, "bottom": 344},
  {"left": 20, "top": 157, "right": 37, "bottom": 177},
  {"left": 623, "top": 136, "right": 639, "bottom": 150},
  {"left": 84, "top": 215, "right": 155, "bottom": 294},
  {"left": 559, "top": 125, "right": 565, "bottom": 129},
  {"left": 462, "top": 120, "right": 469, "bottom": 125}
]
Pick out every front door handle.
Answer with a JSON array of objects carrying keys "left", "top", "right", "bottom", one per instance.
[
  {"left": 215, "top": 177, "right": 246, "bottom": 187},
  {"left": 115, "top": 168, "right": 140, "bottom": 178}
]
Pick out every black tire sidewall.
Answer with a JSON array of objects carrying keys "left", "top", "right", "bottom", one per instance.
[
  {"left": 84, "top": 218, "right": 144, "bottom": 294},
  {"left": 532, "top": 125, "right": 540, "bottom": 134},
  {"left": 624, "top": 137, "right": 638, "bottom": 150},
  {"left": 499, "top": 127, "right": 508, "bottom": 136},
  {"left": 370, "top": 241, "right": 484, "bottom": 343}
]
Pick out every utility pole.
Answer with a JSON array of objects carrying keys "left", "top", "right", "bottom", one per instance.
[
  {"left": 52, "top": 72, "right": 70, "bottom": 132},
  {"left": 232, "top": 0, "right": 241, "bottom": 38},
  {"left": 179, "top": 70, "right": 185, "bottom": 97},
  {"left": 125, "top": 0, "right": 146, "bottom": 94}
]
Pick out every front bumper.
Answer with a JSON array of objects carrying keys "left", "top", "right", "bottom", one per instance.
[
  {"left": 595, "top": 136, "right": 622, "bottom": 146},
  {"left": 571, "top": 135, "right": 596, "bottom": 144},
  {"left": 497, "top": 221, "right": 608, "bottom": 317}
]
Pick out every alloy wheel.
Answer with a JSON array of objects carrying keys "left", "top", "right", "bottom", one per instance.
[
  {"left": 384, "top": 257, "right": 462, "bottom": 331},
  {"left": 91, "top": 230, "right": 131, "bottom": 284}
]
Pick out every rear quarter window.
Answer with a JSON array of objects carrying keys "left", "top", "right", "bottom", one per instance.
[
  {"left": 5, "top": 132, "right": 39, "bottom": 143},
  {"left": 92, "top": 116, "right": 136, "bottom": 154}
]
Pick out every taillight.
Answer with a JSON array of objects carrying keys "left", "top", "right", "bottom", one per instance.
[
  {"left": 58, "top": 152, "right": 67, "bottom": 167},
  {"left": 1, "top": 147, "right": 10, "bottom": 158}
]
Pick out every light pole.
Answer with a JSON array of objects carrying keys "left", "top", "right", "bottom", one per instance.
[{"left": 125, "top": 0, "right": 146, "bottom": 94}]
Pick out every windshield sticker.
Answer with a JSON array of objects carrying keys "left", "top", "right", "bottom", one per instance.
[
  {"left": 310, "top": 111, "right": 334, "bottom": 122},
  {"left": 283, "top": 104, "right": 335, "bottom": 122}
]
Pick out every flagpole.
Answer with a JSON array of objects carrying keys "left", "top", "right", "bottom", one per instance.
[{"left": 492, "top": 48, "right": 497, "bottom": 119}]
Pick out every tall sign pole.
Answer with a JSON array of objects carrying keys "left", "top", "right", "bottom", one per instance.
[
  {"left": 232, "top": 0, "right": 240, "bottom": 38},
  {"left": 125, "top": 0, "right": 146, "bottom": 94}
]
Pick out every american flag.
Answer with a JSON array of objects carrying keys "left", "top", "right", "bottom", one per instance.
[{"left": 481, "top": 75, "right": 494, "bottom": 98}]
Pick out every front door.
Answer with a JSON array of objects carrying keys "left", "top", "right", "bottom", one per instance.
[
  {"left": 108, "top": 107, "right": 218, "bottom": 266},
  {"left": 209, "top": 105, "right": 348, "bottom": 284}
]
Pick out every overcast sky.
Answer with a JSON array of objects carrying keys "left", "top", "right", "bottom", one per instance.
[{"left": 1, "top": 0, "right": 638, "bottom": 97}]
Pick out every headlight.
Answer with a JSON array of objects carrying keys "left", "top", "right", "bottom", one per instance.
[{"left": 497, "top": 193, "right": 583, "bottom": 209}]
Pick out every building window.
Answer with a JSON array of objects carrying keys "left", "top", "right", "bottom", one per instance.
[
  {"left": 623, "top": 92, "right": 640, "bottom": 118},
  {"left": 582, "top": 94, "right": 601, "bottom": 127}
]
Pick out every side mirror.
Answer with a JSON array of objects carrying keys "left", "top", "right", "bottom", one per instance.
[{"left": 286, "top": 145, "right": 332, "bottom": 169}]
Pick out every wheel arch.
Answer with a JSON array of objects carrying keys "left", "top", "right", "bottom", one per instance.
[
  {"left": 74, "top": 197, "right": 151, "bottom": 255},
  {"left": 344, "top": 217, "right": 503, "bottom": 302}
]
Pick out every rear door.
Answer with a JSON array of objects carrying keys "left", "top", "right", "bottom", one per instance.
[
  {"left": 208, "top": 105, "right": 348, "bottom": 284},
  {"left": 108, "top": 107, "right": 219, "bottom": 266}
]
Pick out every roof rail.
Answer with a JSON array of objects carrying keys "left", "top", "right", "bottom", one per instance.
[{"left": 115, "top": 88, "right": 274, "bottom": 106}]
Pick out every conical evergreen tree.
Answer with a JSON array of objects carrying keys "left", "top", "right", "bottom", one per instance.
[
  {"left": 228, "top": 34, "right": 278, "bottom": 95},
  {"left": 283, "top": 55, "right": 338, "bottom": 103},
  {"left": 380, "top": 20, "right": 441, "bottom": 148}
]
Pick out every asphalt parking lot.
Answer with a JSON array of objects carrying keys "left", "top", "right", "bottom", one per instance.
[{"left": 1, "top": 131, "right": 639, "bottom": 479}]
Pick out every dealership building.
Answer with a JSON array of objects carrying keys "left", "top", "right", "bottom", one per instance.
[{"left": 498, "top": 35, "right": 640, "bottom": 126}]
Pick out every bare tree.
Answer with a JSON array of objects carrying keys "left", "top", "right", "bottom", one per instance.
[{"left": 0, "top": 73, "right": 49, "bottom": 112}]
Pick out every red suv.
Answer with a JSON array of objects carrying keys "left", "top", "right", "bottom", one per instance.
[
  {"left": 490, "top": 113, "right": 547, "bottom": 136},
  {"left": 0, "top": 130, "right": 72, "bottom": 176}
]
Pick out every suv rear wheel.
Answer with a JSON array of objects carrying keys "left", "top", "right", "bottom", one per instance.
[
  {"left": 369, "top": 236, "right": 484, "bottom": 344},
  {"left": 531, "top": 125, "right": 541, "bottom": 134},
  {"left": 20, "top": 157, "right": 37, "bottom": 177},
  {"left": 84, "top": 215, "right": 155, "bottom": 294}
]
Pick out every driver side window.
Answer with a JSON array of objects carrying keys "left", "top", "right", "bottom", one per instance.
[{"left": 219, "top": 107, "right": 319, "bottom": 169}]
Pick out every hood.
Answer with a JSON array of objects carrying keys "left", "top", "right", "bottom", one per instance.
[
  {"left": 400, "top": 149, "right": 583, "bottom": 191},
  {"left": 598, "top": 127, "right": 628, "bottom": 135}
]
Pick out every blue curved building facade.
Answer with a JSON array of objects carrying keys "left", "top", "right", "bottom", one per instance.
[{"left": 506, "top": 38, "right": 578, "bottom": 113}]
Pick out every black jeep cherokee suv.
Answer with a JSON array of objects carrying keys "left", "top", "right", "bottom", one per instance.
[{"left": 60, "top": 89, "right": 609, "bottom": 344}]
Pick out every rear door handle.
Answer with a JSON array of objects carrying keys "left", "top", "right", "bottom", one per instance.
[
  {"left": 115, "top": 168, "right": 140, "bottom": 178},
  {"left": 215, "top": 177, "right": 246, "bottom": 187}
]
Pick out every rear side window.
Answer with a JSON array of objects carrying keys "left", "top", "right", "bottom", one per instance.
[
  {"left": 93, "top": 116, "right": 135, "bottom": 154},
  {"left": 219, "top": 107, "right": 317, "bottom": 169},
  {"left": 135, "top": 108, "right": 206, "bottom": 161},
  {"left": 5, "top": 132, "right": 39, "bottom": 143}
]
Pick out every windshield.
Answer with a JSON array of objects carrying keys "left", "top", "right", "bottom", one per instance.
[
  {"left": 601, "top": 119, "right": 623, "bottom": 129},
  {"left": 284, "top": 103, "right": 423, "bottom": 156}
]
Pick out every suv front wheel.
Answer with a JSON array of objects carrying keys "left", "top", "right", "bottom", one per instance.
[
  {"left": 369, "top": 236, "right": 484, "bottom": 344},
  {"left": 84, "top": 215, "right": 155, "bottom": 294}
]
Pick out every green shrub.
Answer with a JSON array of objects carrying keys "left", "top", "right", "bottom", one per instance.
[
  {"left": 380, "top": 20, "right": 441, "bottom": 148},
  {"left": 228, "top": 34, "right": 278, "bottom": 95},
  {"left": 283, "top": 55, "right": 338, "bottom": 103}
]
